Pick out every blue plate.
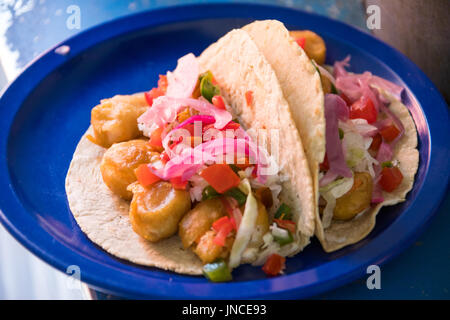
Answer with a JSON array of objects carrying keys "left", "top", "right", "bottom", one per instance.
[{"left": 0, "top": 3, "right": 448, "bottom": 299}]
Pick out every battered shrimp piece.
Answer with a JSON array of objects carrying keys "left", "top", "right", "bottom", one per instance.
[
  {"left": 334, "top": 172, "right": 373, "bottom": 220},
  {"left": 178, "top": 199, "right": 226, "bottom": 249},
  {"left": 100, "top": 139, "right": 159, "bottom": 200},
  {"left": 289, "top": 30, "right": 326, "bottom": 65},
  {"left": 194, "top": 231, "right": 234, "bottom": 264},
  {"left": 128, "top": 181, "right": 191, "bottom": 242},
  {"left": 91, "top": 93, "right": 149, "bottom": 148}
]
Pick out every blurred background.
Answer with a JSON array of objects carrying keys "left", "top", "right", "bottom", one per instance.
[{"left": 0, "top": 0, "right": 448, "bottom": 299}]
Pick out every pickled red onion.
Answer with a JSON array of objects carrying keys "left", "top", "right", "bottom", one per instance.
[
  {"left": 320, "top": 94, "right": 352, "bottom": 187},
  {"left": 150, "top": 138, "right": 273, "bottom": 183},
  {"left": 166, "top": 53, "right": 199, "bottom": 99}
]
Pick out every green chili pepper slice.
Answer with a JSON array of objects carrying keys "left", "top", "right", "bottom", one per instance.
[
  {"left": 339, "top": 128, "right": 344, "bottom": 140},
  {"left": 274, "top": 203, "right": 292, "bottom": 220},
  {"left": 225, "top": 187, "right": 247, "bottom": 206},
  {"left": 229, "top": 164, "right": 241, "bottom": 175},
  {"left": 382, "top": 161, "right": 393, "bottom": 168},
  {"left": 202, "top": 185, "right": 220, "bottom": 200},
  {"left": 199, "top": 71, "right": 220, "bottom": 103},
  {"left": 273, "top": 230, "right": 294, "bottom": 246}
]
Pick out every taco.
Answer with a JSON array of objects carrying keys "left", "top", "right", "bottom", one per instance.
[
  {"left": 65, "top": 28, "right": 315, "bottom": 281},
  {"left": 243, "top": 20, "right": 419, "bottom": 252}
]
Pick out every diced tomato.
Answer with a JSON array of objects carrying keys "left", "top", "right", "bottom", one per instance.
[
  {"left": 170, "top": 176, "right": 188, "bottom": 190},
  {"left": 183, "top": 123, "right": 195, "bottom": 136},
  {"left": 144, "top": 92, "right": 153, "bottom": 106},
  {"left": 149, "top": 126, "right": 164, "bottom": 148},
  {"left": 160, "top": 151, "right": 170, "bottom": 163},
  {"left": 379, "top": 166, "right": 403, "bottom": 192},
  {"left": 202, "top": 123, "right": 215, "bottom": 134},
  {"left": 380, "top": 122, "right": 400, "bottom": 142},
  {"left": 212, "top": 216, "right": 232, "bottom": 232},
  {"left": 320, "top": 153, "right": 329, "bottom": 171},
  {"left": 212, "top": 95, "right": 226, "bottom": 110},
  {"left": 221, "top": 197, "right": 242, "bottom": 230},
  {"left": 134, "top": 164, "right": 161, "bottom": 187},
  {"left": 245, "top": 90, "right": 253, "bottom": 107},
  {"left": 349, "top": 96, "right": 378, "bottom": 124},
  {"left": 211, "top": 74, "right": 218, "bottom": 86},
  {"left": 273, "top": 219, "right": 296, "bottom": 234},
  {"left": 169, "top": 138, "right": 181, "bottom": 150},
  {"left": 144, "top": 87, "right": 165, "bottom": 106},
  {"left": 262, "top": 254, "right": 286, "bottom": 276},
  {"left": 339, "top": 93, "right": 353, "bottom": 106},
  {"left": 220, "top": 197, "right": 234, "bottom": 216},
  {"left": 369, "top": 133, "right": 382, "bottom": 152},
  {"left": 200, "top": 164, "right": 241, "bottom": 194},
  {"left": 229, "top": 216, "right": 237, "bottom": 230},
  {"left": 233, "top": 154, "right": 252, "bottom": 170},
  {"left": 223, "top": 121, "right": 240, "bottom": 131},
  {"left": 295, "top": 37, "right": 306, "bottom": 49},
  {"left": 158, "top": 74, "right": 168, "bottom": 92},
  {"left": 145, "top": 75, "right": 168, "bottom": 106},
  {"left": 212, "top": 216, "right": 234, "bottom": 246}
]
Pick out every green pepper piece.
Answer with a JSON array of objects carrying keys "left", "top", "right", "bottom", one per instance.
[
  {"left": 199, "top": 71, "right": 220, "bottom": 103},
  {"left": 203, "top": 259, "right": 232, "bottom": 282},
  {"left": 273, "top": 230, "right": 294, "bottom": 246},
  {"left": 229, "top": 164, "right": 241, "bottom": 175},
  {"left": 331, "top": 82, "right": 338, "bottom": 94},
  {"left": 202, "top": 185, "right": 220, "bottom": 200},
  {"left": 339, "top": 128, "right": 344, "bottom": 140},
  {"left": 225, "top": 187, "right": 247, "bottom": 206},
  {"left": 274, "top": 203, "right": 292, "bottom": 220},
  {"left": 382, "top": 161, "right": 393, "bottom": 168}
]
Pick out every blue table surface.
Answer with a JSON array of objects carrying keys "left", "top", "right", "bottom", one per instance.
[{"left": 0, "top": 0, "right": 448, "bottom": 299}]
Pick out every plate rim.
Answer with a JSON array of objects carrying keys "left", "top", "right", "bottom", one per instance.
[{"left": 0, "top": 3, "right": 449, "bottom": 299}]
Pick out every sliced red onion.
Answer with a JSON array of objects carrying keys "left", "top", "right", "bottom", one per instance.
[
  {"left": 352, "top": 120, "right": 378, "bottom": 137},
  {"left": 165, "top": 53, "right": 199, "bottom": 99},
  {"left": 378, "top": 101, "right": 405, "bottom": 146},
  {"left": 320, "top": 94, "right": 352, "bottom": 187},
  {"left": 138, "top": 95, "right": 181, "bottom": 128},
  {"left": 151, "top": 138, "right": 273, "bottom": 183},
  {"left": 371, "top": 170, "right": 384, "bottom": 203},
  {"left": 333, "top": 55, "right": 351, "bottom": 78},
  {"left": 138, "top": 96, "right": 232, "bottom": 132},
  {"left": 376, "top": 141, "right": 393, "bottom": 163},
  {"left": 371, "top": 184, "right": 384, "bottom": 204},
  {"left": 174, "top": 98, "right": 232, "bottom": 129},
  {"left": 370, "top": 75, "right": 403, "bottom": 102},
  {"left": 174, "top": 115, "right": 216, "bottom": 130},
  {"left": 162, "top": 115, "right": 217, "bottom": 158},
  {"left": 334, "top": 56, "right": 404, "bottom": 109}
]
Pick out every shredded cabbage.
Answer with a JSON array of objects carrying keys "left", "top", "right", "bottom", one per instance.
[
  {"left": 320, "top": 174, "right": 354, "bottom": 228},
  {"left": 270, "top": 222, "right": 289, "bottom": 239},
  {"left": 342, "top": 131, "right": 366, "bottom": 168},
  {"left": 321, "top": 191, "right": 336, "bottom": 229},
  {"left": 319, "top": 175, "right": 354, "bottom": 197},
  {"left": 228, "top": 179, "right": 259, "bottom": 269}
]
